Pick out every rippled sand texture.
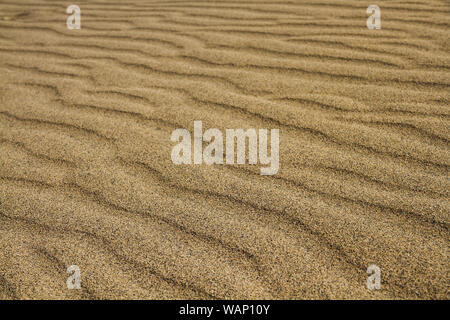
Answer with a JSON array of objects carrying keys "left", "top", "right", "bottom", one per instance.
[{"left": 0, "top": 0, "right": 449, "bottom": 299}]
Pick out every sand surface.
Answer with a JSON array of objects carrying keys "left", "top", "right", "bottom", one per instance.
[{"left": 0, "top": 0, "right": 449, "bottom": 299}]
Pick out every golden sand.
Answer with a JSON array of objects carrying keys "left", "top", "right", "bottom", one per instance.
[{"left": 0, "top": 0, "right": 448, "bottom": 299}]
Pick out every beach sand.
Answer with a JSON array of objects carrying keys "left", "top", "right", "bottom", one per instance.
[{"left": 0, "top": 0, "right": 448, "bottom": 299}]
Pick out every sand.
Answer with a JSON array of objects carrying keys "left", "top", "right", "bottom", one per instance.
[{"left": 0, "top": 0, "right": 448, "bottom": 299}]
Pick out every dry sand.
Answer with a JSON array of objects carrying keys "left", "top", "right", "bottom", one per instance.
[{"left": 0, "top": 0, "right": 449, "bottom": 299}]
